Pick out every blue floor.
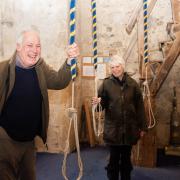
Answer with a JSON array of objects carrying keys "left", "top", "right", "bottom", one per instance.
[{"left": 36, "top": 146, "right": 180, "bottom": 180}]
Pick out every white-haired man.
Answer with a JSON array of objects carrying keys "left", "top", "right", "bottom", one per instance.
[
  {"left": 92, "top": 55, "right": 147, "bottom": 180},
  {"left": 0, "top": 29, "right": 79, "bottom": 180}
]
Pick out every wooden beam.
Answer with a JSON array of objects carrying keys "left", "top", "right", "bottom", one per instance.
[
  {"left": 125, "top": 0, "right": 157, "bottom": 35},
  {"left": 123, "top": 0, "right": 157, "bottom": 62},
  {"left": 83, "top": 99, "right": 95, "bottom": 147},
  {"left": 132, "top": 129, "right": 157, "bottom": 167},
  {"left": 171, "top": 0, "right": 180, "bottom": 22},
  {"left": 159, "top": 40, "right": 173, "bottom": 58},
  {"left": 126, "top": 0, "right": 143, "bottom": 34},
  {"left": 150, "top": 0, "right": 180, "bottom": 96},
  {"left": 150, "top": 32, "right": 180, "bottom": 96},
  {"left": 123, "top": 32, "right": 137, "bottom": 62}
]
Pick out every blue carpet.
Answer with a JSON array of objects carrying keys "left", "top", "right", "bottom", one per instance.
[{"left": 36, "top": 146, "right": 180, "bottom": 180}]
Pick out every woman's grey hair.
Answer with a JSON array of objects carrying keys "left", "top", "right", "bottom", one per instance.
[
  {"left": 109, "top": 55, "right": 126, "bottom": 70},
  {"left": 16, "top": 28, "right": 40, "bottom": 45}
]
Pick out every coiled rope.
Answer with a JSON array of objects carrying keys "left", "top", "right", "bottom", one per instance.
[
  {"left": 91, "top": 0, "right": 103, "bottom": 138},
  {"left": 62, "top": 0, "right": 83, "bottom": 179},
  {"left": 142, "top": 0, "right": 156, "bottom": 129}
]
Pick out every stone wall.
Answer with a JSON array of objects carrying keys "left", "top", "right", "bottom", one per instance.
[{"left": 0, "top": 0, "right": 179, "bottom": 151}]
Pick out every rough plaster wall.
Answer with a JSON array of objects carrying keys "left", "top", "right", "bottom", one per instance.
[
  {"left": 0, "top": 0, "right": 180, "bottom": 150},
  {"left": 80, "top": 0, "right": 172, "bottom": 76},
  {"left": 79, "top": 0, "right": 180, "bottom": 147},
  {"left": 149, "top": 0, "right": 180, "bottom": 147},
  {"left": 0, "top": 0, "right": 82, "bottom": 153},
  {"left": 79, "top": 0, "right": 172, "bottom": 97},
  {"left": 155, "top": 59, "right": 180, "bottom": 147},
  {"left": 0, "top": 0, "right": 69, "bottom": 60}
]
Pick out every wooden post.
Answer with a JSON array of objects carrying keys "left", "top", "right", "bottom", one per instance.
[
  {"left": 123, "top": 0, "right": 157, "bottom": 63},
  {"left": 82, "top": 99, "right": 96, "bottom": 147},
  {"left": 150, "top": 31, "right": 180, "bottom": 96},
  {"left": 126, "top": 0, "right": 157, "bottom": 34},
  {"left": 171, "top": 0, "right": 180, "bottom": 22},
  {"left": 132, "top": 129, "right": 157, "bottom": 167},
  {"left": 132, "top": 97, "right": 157, "bottom": 167},
  {"left": 150, "top": 0, "right": 180, "bottom": 96},
  {"left": 126, "top": 0, "right": 143, "bottom": 34}
]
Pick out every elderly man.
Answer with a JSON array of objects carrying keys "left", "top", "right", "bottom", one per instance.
[
  {"left": 0, "top": 29, "right": 79, "bottom": 180},
  {"left": 92, "top": 55, "right": 147, "bottom": 180}
]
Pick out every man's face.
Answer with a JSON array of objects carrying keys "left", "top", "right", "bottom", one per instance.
[
  {"left": 110, "top": 64, "right": 124, "bottom": 78},
  {"left": 16, "top": 31, "right": 41, "bottom": 68}
]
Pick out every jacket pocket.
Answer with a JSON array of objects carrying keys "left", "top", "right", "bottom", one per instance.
[{"left": 103, "top": 125, "right": 118, "bottom": 143}]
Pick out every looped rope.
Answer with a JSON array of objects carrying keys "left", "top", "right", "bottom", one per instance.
[
  {"left": 62, "top": 0, "right": 83, "bottom": 179},
  {"left": 92, "top": 103, "right": 103, "bottom": 137},
  {"left": 62, "top": 107, "right": 83, "bottom": 180},
  {"left": 142, "top": 65, "right": 156, "bottom": 129},
  {"left": 92, "top": 76, "right": 103, "bottom": 138},
  {"left": 91, "top": 0, "right": 104, "bottom": 138}
]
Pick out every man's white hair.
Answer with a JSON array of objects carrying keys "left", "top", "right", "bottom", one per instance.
[
  {"left": 16, "top": 27, "right": 40, "bottom": 45},
  {"left": 109, "top": 55, "right": 126, "bottom": 70}
]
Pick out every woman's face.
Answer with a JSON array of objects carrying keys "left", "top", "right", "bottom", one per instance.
[{"left": 110, "top": 64, "right": 124, "bottom": 78}]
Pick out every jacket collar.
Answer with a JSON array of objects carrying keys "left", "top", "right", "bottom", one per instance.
[
  {"left": 110, "top": 72, "right": 126, "bottom": 82},
  {"left": 109, "top": 72, "right": 132, "bottom": 88},
  {"left": 6, "top": 51, "right": 43, "bottom": 98}
]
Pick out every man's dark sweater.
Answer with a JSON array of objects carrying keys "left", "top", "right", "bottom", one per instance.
[{"left": 0, "top": 65, "right": 42, "bottom": 142}]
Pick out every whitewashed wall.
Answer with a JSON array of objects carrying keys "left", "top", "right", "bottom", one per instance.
[
  {"left": 79, "top": 0, "right": 179, "bottom": 147},
  {"left": 0, "top": 0, "right": 82, "bottom": 153},
  {"left": 0, "top": 0, "right": 179, "bottom": 150}
]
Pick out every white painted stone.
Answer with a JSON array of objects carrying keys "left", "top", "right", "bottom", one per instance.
[{"left": 0, "top": 0, "right": 179, "bottom": 150}]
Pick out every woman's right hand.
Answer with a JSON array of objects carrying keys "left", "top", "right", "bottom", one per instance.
[{"left": 92, "top": 97, "right": 101, "bottom": 105}]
